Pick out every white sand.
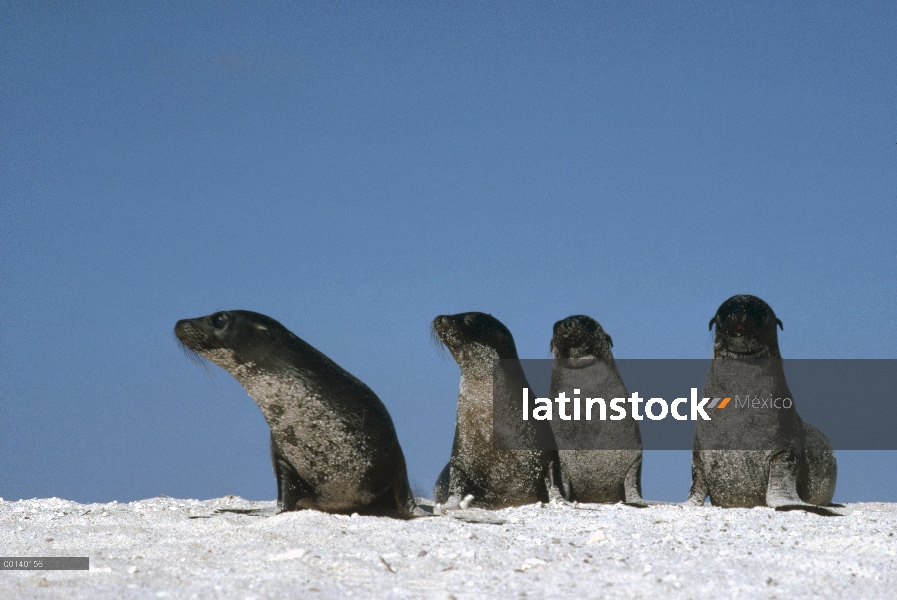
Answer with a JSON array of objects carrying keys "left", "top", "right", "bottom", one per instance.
[{"left": 1, "top": 496, "right": 895, "bottom": 599}]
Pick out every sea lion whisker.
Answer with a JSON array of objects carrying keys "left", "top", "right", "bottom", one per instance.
[
  {"left": 176, "top": 337, "right": 215, "bottom": 381},
  {"left": 430, "top": 323, "right": 447, "bottom": 358}
]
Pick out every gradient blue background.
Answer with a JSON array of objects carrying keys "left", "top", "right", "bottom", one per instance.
[{"left": 2, "top": 2, "right": 895, "bottom": 504}]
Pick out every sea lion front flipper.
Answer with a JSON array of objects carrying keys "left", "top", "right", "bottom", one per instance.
[
  {"left": 560, "top": 462, "right": 574, "bottom": 502},
  {"left": 546, "top": 483, "right": 575, "bottom": 507},
  {"left": 389, "top": 459, "right": 432, "bottom": 519},
  {"left": 270, "top": 434, "right": 313, "bottom": 513},
  {"left": 766, "top": 450, "right": 840, "bottom": 516},
  {"left": 433, "top": 462, "right": 450, "bottom": 505},
  {"left": 800, "top": 421, "right": 838, "bottom": 506},
  {"left": 434, "top": 493, "right": 471, "bottom": 514},
  {"left": 434, "top": 462, "right": 475, "bottom": 513},
  {"left": 622, "top": 454, "right": 648, "bottom": 507},
  {"left": 398, "top": 499, "right": 431, "bottom": 518},
  {"left": 545, "top": 460, "right": 575, "bottom": 507},
  {"left": 685, "top": 449, "right": 708, "bottom": 506}
]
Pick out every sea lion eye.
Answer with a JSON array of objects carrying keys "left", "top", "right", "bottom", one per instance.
[{"left": 210, "top": 313, "right": 228, "bottom": 329}]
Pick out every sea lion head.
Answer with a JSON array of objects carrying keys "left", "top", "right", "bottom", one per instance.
[
  {"left": 709, "top": 295, "right": 783, "bottom": 359},
  {"left": 550, "top": 315, "right": 614, "bottom": 367},
  {"left": 431, "top": 312, "right": 519, "bottom": 367},
  {"left": 174, "top": 310, "right": 297, "bottom": 377}
]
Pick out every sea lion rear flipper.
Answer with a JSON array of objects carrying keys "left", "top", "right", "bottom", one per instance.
[
  {"left": 685, "top": 449, "right": 708, "bottom": 506},
  {"left": 772, "top": 503, "right": 841, "bottom": 516},
  {"left": 766, "top": 450, "right": 840, "bottom": 516}
]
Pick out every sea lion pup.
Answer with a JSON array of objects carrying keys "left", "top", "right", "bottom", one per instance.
[
  {"left": 549, "top": 315, "right": 646, "bottom": 506},
  {"left": 432, "top": 312, "right": 566, "bottom": 510},
  {"left": 174, "top": 310, "right": 427, "bottom": 518},
  {"left": 686, "top": 295, "right": 838, "bottom": 515}
]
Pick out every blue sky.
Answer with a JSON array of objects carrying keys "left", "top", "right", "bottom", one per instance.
[{"left": 2, "top": 1, "right": 895, "bottom": 504}]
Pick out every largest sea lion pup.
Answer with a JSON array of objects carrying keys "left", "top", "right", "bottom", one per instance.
[
  {"left": 175, "top": 310, "right": 427, "bottom": 518},
  {"left": 686, "top": 295, "right": 837, "bottom": 515},
  {"left": 432, "top": 312, "right": 566, "bottom": 509}
]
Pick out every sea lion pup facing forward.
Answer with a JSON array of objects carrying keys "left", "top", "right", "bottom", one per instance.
[
  {"left": 686, "top": 295, "right": 837, "bottom": 514},
  {"left": 175, "top": 310, "right": 427, "bottom": 518},
  {"left": 549, "top": 315, "right": 646, "bottom": 506},
  {"left": 432, "top": 312, "right": 566, "bottom": 510}
]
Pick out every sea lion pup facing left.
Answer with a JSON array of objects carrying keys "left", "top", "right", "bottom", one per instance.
[
  {"left": 549, "top": 315, "right": 646, "bottom": 506},
  {"left": 175, "top": 310, "right": 427, "bottom": 518},
  {"left": 686, "top": 295, "right": 838, "bottom": 515},
  {"left": 432, "top": 312, "right": 566, "bottom": 510}
]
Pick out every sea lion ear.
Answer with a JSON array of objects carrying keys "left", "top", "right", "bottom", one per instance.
[
  {"left": 776, "top": 318, "right": 783, "bottom": 330},
  {"left": 605, "top": 334, "right": 613, "bottom": 348},
  {"left": 256, "top": 324, "right": 279, "bottom": 341},
  {"left": 708, "top": 317, "right": 716, "bottom": 331}
]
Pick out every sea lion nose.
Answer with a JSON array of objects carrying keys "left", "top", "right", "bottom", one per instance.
[{"left": 433, "top": 315, "right": 454, "bottom": 330}]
